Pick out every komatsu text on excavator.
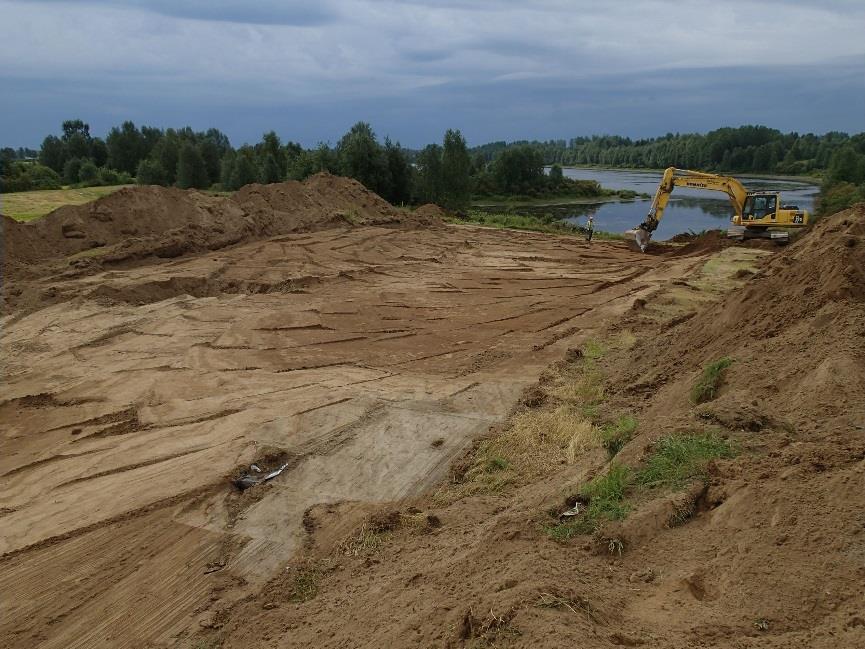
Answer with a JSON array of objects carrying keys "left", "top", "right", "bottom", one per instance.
[{"left": 625, "top": 167, "right": 809, "bottom": 252}]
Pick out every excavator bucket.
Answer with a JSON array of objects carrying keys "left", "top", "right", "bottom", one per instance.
[{"left": 623, "top": 227, "right": 651, "bottom": 253}]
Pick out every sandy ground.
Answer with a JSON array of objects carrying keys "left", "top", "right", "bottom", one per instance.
[
  {"left": 0, "top": 221, "right": 703, "bottom": 648},
  {"left": 193, "top": 208, "right": 864, "bottom": 649}
]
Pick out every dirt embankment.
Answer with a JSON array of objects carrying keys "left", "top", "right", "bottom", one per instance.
[
  {"left": 203, "top": 205, "right": 865, "bottom": 648},
  {"left": 1, "top": 173, "right": 432, "bottom": 283}
]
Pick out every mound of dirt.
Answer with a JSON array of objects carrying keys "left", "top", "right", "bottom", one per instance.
[
  {"left": 198, "top": 205, "right": 865, "bottom": 648},
  {"left": 2, "top": 173, "right": 437, "bottom": 283},
  {"left": 615, "top": 205, "right": 865, "bottom": 426},
  {"left": 413, "top": 203, "right": 450, "bottom": 222},
  {"left": 670, "top": 228, "right": 772, "bottom": 255}
]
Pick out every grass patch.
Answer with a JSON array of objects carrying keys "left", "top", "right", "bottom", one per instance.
[
  {"left": 545, "top": 464, "right": 631, "bottom": 539},
  {"left": 581, "top": 463, "right": 631, "bottom": 521},
  {"left": 436, "top": 403, "right": 602, "bottom": 504},
  {"left": 637, "top": 433, "right": 735, "bottom": 490},
  {"left": 536, "top": 592, "right": 596, "bottom": 620},
  {"left": 289, "top": 564, "right": 324, "bottom": 603},
  {"left": 582, "top": 338, "right": 607, "bottom": 360},
  {"left": 451, "top": 209, "right": 622, "bottom": 239},
  {"left": 690, "top": 357, "right": 733, "bottom": 404},
  {"left": 2, "top": 185, "right": 131, "bottom": 221},
  {"left": 340, "top": 209, "right": 362, "bottom": 225},
  {"left": 549, "top": 339, "right": 607, "bottom": 405},
  {"left": 339, "top": 522, "right": 389, "bottom": 557},
  {"left": 484, "top": 456, "right": 509, "bottom": 472},
  {"left": 600, "top": 414, "right": 638, "bottom": 457}
]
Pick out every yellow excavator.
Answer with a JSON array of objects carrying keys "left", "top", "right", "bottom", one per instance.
[{"left": 625, "top": 167, "right": 809, "bottom": 252}]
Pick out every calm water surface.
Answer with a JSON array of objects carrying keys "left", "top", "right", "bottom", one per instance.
[{"left": 536, "top": 168, "right": 818, "bottom": 240}]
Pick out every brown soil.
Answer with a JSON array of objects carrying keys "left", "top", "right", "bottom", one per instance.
[
  {"left": 2, "top": 174, "right": 861, "bottom": 648},
  {"left": 199, "top": 206, "right": 862, "bottom": 648},
  {"left": 0, "top": 181, "right": 703, "bottom": 648},
  {"left": 670, "top": 229, "right": 777, "bottom": 256},
  {"left": 1, "top": 173, "right": 429, "bottom": 299}
]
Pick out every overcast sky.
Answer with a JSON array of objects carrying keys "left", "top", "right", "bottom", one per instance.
[{"left": 1, "top": 0, "right": 863, "bottom": 148}]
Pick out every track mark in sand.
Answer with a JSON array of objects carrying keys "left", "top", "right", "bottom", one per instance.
[
  {"left": 70, "top": 325, "right": 139, "bottom": 350},
  {"left": 532, "top": 326, "right": 580, "bottom": 351},
  {"left": 156, "top": 408, "right": 245, "bottom": 431},
  {"left": 109, "top": 364, "right": 185, "bottom": 374},
  {"left": 0, "top": 483, "right": 219, "bottom": 563},
  {"left": 253, "top": 324, "right": 335, "bottom": 332},
  {"left": 0, "top": 393, "right": 105, "bottom": 410},
  {"left": 331, "top": 232, "right": 386, "bottom": 251},
  {"left": 54, "top": 445, "right": 217, "bottom": 489},
  {"left": 534, "top": 311, "right": 588, "bottom": 332},
  {"left": 288, "top": 335, "right": 369, "bottom": 349},
  {"left": 295, "top": 397, "right": 354, "bottom": 416},
  {"left": 0, "top": 447, "right": 107, "bottom": 478},
  {"left": 386, "top": 347, "right": 470, "bottom": 367},
  {"left": 370, "top": 332, "right": 419, "bottom": 343},
  {"left": 39, "top": 406, "right": 139, "bottom": 435},
  {"left": 469, "top": 308, "right": 554, "bottom": 326},
  {"left": 589, "top": 269, "right": 650, "bottom": 292},
  {"left": 274, "top": 361, "right": 358, "bottom": 373},
  {"left": 446, "top": 381, "right": 481, "bottom": 398},
  {"left": 69, "top": 408, "right": 242, "bottom": 442}
]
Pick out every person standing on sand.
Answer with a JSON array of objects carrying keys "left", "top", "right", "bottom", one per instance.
[{"left": 585, "top": 215, "right": 595, "bottom": 242}]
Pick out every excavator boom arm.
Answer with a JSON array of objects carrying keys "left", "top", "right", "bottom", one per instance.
[
  {"left": 628, "top": 167, "right": 750, "bottom": 252},
  {"left": 643, "top": 167, "right": 749, "bottom": 231}
]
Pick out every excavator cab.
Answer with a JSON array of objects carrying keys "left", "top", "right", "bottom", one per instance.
[{"left": 741, "top": 193, "right": 779, "bottom": 223}]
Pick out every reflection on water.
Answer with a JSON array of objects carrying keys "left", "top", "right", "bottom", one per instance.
[{"left": 480, "top": 168, "right": 819, "bottom": 240}]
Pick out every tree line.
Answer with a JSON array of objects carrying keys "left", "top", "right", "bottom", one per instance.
[
  {"left": 817, "top": 136, "right": 865, "bottom": 215},
  {"left": 3, "top": 121, "right": 863, "bottom": 215},
  {"left": 2, "top": 118, "right": 597, "bottom": 210},
  {"left": 471, "top": 126, "right": 862, "bottom": 177}
]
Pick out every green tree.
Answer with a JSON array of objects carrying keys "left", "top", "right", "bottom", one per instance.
[
  {"left": 549, "top": 164, "right": 564, "bottom": 182},
  {"left": 79, "top": 160, "right": 99, "bottom": 184},
  {"left": 150, "top": 131, "right": 181, "bottom": 185},
  {"left": 384, "top": 138, "right": 411, "bottom": 205},
  {"left": 414, "top": 144, "right": 442, "bottom": 204},
  {"left": 63, "top": 157, "right": 83, "bottom": 184},
  {"left": 39, "top": 135, "right": 67, "bottom": 173},
  {"left": 827, "top": 145, "right": 865, "bottom": 185},
  {"left": 337, "top": 122, "right": 390, "bottom": 196},
  {"left": 61, "top": 119, "right": 90, "bottom": 140},
  {"left": 260, "top": 153, "right": 282, "bottom": 184},
  {"left": 227, "top": 148, "right": 259, "bottom": 190},
  {"left": 493, "top": 146, "right": 544, "bottom": 194},
  {"left": 176, "top": 142, "right": 210, "bottom": 189},
  {"left": 258, "top": 131, "right": 285, "bottom": 179},
  {"left": 439, "top": 129, "right": 472, "bottom": 210},
  {"left": 136, "top": 158, "right": 167, "bottom": 185},
  {"left": 90, "top": 138, "right": 109, "bottom": 167},
  {"left": 107, "top": 121, "right": 146, "bottom": 175}
]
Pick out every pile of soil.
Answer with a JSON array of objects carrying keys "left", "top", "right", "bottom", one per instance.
[
  {"left": 206, "top": 205, "right": 865, "bottom": 648},
  {"left": 1, "top": 173, "right": 434, "bottom": 282},
  {"left": 670, "top": 228, "right": 776, "bottom": 256},
  {"left": 413, "top": 203, "right": 451, "bottom": 222}
]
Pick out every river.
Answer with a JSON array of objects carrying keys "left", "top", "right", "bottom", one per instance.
[{"left": 536, "top": 168, "right": 818, "bottom": 240}]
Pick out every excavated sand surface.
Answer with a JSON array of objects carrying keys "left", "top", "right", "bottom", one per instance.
[
  {"left": 197, "top": 207, "right": 865, "bottom": 649},
  {"left": 0, "top": 219, "right": 701, "bottom": 647}
]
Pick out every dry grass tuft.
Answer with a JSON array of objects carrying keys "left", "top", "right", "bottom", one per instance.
[{"left": 339, "top": 523, "right": 389, "bottom": 557}]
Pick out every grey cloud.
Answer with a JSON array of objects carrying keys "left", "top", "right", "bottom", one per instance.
[
  {"left": 1, "top": 0, "right": 863, "bottom": 148},
  {"left": 8, "top": 0, "right": 339, "bottom": 25}
]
